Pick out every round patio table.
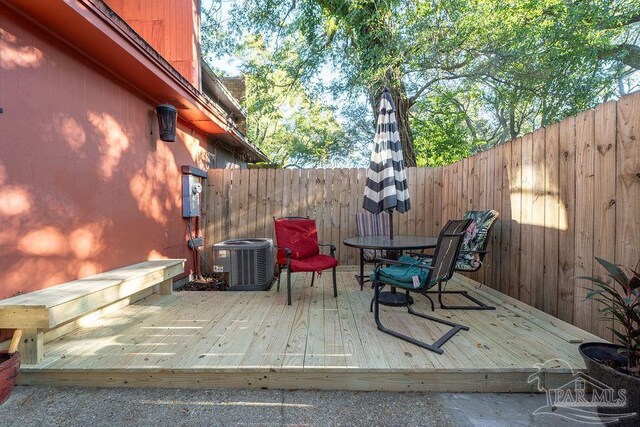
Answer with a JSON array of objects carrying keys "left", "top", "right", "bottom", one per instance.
[{"left": 343, "top": 235, "right": 437, "bottom": 306}]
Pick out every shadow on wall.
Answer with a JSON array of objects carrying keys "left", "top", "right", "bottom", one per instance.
[
  {"left": 0, "top": 116, "right": 206, "bottom": 298},
  {"left": 0, "top": 23, "right": 211, "bottom": 301}
]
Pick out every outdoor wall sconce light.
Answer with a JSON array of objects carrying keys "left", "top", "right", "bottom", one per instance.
[{"left": 155, "top": 104, "right": 177, "bottom": 142}]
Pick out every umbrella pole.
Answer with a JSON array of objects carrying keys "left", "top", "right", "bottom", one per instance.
[{"left": 388, "top": 209, "right": 398, "bottom": 295}]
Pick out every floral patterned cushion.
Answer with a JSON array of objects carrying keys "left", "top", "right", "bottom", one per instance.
[{"left": 456, "top": 210, "right": 500, "bottom": 271}]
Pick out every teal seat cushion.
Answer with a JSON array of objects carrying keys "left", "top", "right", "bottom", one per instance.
[{"left": 370, "top": 255, "right": 432, "bottom": 290}]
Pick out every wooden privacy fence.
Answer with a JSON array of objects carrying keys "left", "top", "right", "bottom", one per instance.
[
  {"left": 205, "top": 91, "right": 640, "bottom": 340},
  {"left": 205, "top": 167, "right": 444, "bottom": 267}
]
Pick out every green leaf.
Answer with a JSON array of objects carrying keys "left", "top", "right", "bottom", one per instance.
[
  {"left": 577, "top": 280, "right": 619, "bottom": 298},
  {"left": 612, "top": 311, "right": 628, "bottom": 324},
  {"left": 595, "top": 257, "right": 630, "bottom": 286},
  {"left": 586, "top": 289, "right": 605, "bottom": 299},
  {"left": 612, "top": 329, "right": 630, "bottom": 346},
  {"left": 576, "top": 275, "right": 609, "bottom": 286},
  {"left": 202, "top": 0, "right": 640, "bottom": 168},
  {"left": 593, "top": 293, "right": 621, "bottom": 306}
]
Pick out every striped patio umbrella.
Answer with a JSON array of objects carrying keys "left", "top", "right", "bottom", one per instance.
[{"left": 363, "top": 88, "right": 410, "bottom": 239}]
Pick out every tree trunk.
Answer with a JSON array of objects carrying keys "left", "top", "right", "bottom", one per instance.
[
  {"left": 342, "top": 0, "right": 417, "bottom": 166},
  {"left": 393, "top": 87, "right": 417, "bottom": 167},
  {"left": 598, "top": 44, "right": 640, "bottom": 71},
  {"left": 370, "top": 79, "right": 417, "bottom": 167}
]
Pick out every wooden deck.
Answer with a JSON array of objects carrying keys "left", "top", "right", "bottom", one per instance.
[{"left": 18, "top": 267, "right": 603, "bottom": 392}]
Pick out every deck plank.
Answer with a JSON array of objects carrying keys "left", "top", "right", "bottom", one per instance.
[
  {"left": 348, "top": 284, "right": 394, "bottom": 369},
  {"left": 169, "top": 292, "right": 245, "bottom": 369},
  {"left": 237, "top": 288, "right": 288, "bottom": 370},
  {"left": 18, "top": 270, "right": 601, "bottom": 392},
  {"left": 321, "top": 274, "right": 347, "bottom": 369},
  {"left": 211, "top": 292, "right": 274, "bottom": 370},
  {"left": 257, "top": 281, "right": 302, "bottom": 370},
  {"left": 281, "top": 273, "right": 313, "bottom": 369},
  {"left": 304, "top": 273, "right": 326, "bottom": 368},
  {"left": 120, "top": 295, "right": 209, "bottom": 370},
  {"left": 35, "top": 294, "right": 165, "bottom": 370},
  {"left": 335, "top": 271, "right": 369, "bottom": 369}
]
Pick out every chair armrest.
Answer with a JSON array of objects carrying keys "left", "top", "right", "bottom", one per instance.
[
  {"left": 318, "top": 243, "right": 336, "bottom": 256},
  {"left": 407, "top": 252, "right": 431, "bottom": 259},
  {"left": 374, "top": 258, "right": 434, "bottom": 271},
  {"left": 273, "top": 245, "right": 292, "bottom": 260},
  {"left": 443, "top": 230, "right": 468, "bottom": 237}
]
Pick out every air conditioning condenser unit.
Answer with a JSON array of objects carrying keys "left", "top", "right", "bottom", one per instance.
[{"left": 213, "top": 238, "right": 274, "bottom": 291}]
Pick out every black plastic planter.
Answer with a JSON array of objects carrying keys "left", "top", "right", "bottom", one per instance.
[{"left": 579, "top": 342, "right": 640, "bottom": 426}]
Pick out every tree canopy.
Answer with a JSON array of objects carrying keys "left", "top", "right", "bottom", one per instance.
[{"left": 202, "top": 0, "right": 640, "bottom": 167}]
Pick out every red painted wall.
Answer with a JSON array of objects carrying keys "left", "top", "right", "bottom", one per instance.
[{"left": 0, "top": 5, "right": 209, "bottom": 300}]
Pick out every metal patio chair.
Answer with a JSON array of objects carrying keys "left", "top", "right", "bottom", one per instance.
[
  {"left": 371, "top": 219, "right": 472, "bottom": 354},
  {"left": 274, "top": 216, "right": 338, "bottom": 305},
  {"left": 354, "top": 211, "right": 392, "bottom": 290},
  {"left": 455, "top": 210, "right": 500, "bottom": 273},
  {"left": 419, "top": 210, "right": 499, "bottom": 310}
]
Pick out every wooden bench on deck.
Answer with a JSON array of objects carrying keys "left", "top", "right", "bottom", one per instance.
[{"left": 0, "top": 259, "right": 185, "bottom": 364}]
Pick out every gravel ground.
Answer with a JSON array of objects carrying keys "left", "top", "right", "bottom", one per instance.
[
  {"left": 0, "top": 386, "right": 454, "bottom": 427},
  {"left": 0, "top": 386, "right": 603, "bottom": 426}
]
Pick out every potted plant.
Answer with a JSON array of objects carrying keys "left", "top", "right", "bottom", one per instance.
[{"left": 578, "top": 257, "right": 639, "bottom": 425}]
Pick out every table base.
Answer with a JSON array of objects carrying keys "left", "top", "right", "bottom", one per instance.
[{"left": 378, "top": 290, "right": 414, "bottom": 306}]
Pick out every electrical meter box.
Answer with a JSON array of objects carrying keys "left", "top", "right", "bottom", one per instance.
[{"left": 182, "top": 174, "right": 202, "bottom": 217}]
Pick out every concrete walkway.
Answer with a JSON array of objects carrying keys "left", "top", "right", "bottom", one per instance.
[{"left": 0, "top": 386, "right": 601, "bottom": 426}]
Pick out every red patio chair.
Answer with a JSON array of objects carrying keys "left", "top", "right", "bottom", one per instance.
[{"left": 274, "top": 216, "right": 338, "bottom": 305}]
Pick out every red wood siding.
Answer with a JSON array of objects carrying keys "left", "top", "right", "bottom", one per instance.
[{"left": 106, "top": 0, "right": 201, "bottom": 89}]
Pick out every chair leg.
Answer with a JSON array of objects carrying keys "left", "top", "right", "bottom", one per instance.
[
  {"left": 423, "top": 282, "right": 496, "bottom": 310},
  {"left": 373, "top": 282, "right": 468, "bottom": 354},
  {"left": 332, "top": 266, "right": 337, "bottom": 298},
  {"left": 354, "top": 250, "right": 370, "bottom": 291},
  {"left": 422, "top": 293, "right": 435, "bottom": 311},
  {"left": 287, "top": 267, "right": 292, "bottom": 306},
  {"left": 310, "top": 272, "right": 315, "bottom": 287},
  {"left": 277, "top": 264, "right": 282, "bottom": 292},
  {"left": 370, "top": 283, "right": 385, "bottom": 312},
  {"left": 359, "top": 250, "right": 365, "bottom": 290}
]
